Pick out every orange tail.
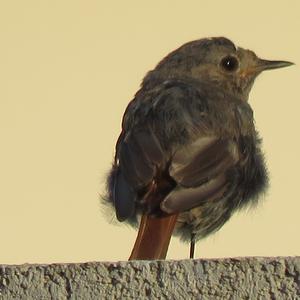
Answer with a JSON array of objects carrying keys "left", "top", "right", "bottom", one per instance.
[{"left": 129, "top": 213, "right": 178, "bottom": 260}]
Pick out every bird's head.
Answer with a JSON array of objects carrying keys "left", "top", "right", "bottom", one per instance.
[{"left": 147, "top": 37, "right": 293, "bottom": 101}]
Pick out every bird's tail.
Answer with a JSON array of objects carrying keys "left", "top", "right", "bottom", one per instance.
[{"left": 129, "top": 213, "right": 178, "bottom": 260}]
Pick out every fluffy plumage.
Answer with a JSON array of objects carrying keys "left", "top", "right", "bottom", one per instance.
[{"left": 102, "top": 37, "right": 292, "bottom": 257}]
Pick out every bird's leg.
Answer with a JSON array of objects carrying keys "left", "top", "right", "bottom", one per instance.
[{"left": 190, "top": 232, "right": 196, "bottom": 259}]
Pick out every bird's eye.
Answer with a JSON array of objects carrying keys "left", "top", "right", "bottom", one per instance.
[{"left": 220, "top": 55, "right": 239, "bottom": 72}]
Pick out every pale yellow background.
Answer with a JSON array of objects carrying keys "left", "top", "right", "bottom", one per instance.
[{"left": 0, "top": 1, "right": 299, "bottom": 264}]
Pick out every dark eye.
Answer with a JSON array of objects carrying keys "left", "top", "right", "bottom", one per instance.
[{"left": 220, "top": 55, "right": 239, "bottom": 72}]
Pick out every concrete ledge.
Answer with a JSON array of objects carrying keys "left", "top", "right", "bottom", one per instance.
[{"left": 0, "top": 257, "right": 299, "bottom": 299}]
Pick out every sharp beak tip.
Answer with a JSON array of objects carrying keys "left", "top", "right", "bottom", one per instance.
[{"left": 279, "top": 61, "right": 295, "bottom": 68}]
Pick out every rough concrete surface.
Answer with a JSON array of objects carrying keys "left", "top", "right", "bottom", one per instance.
[{"left": 0, "top": 257, "right": 299, "bottom": 299}]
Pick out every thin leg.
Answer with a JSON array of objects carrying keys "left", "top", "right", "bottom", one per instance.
[{"left": 190, "top": 233, "right": 195, "bottom": 259}]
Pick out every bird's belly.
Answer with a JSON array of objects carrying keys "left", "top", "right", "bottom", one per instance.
[{"left": 175, "top": 196, "right": 233, "bottom": 242}]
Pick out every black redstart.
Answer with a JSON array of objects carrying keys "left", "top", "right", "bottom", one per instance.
[{"left": 104, "top": 37, "right": 293, "bottom": 260}]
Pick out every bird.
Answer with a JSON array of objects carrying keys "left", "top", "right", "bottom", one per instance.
[{"left": 103, "top": 37, "right": 293, "bottom": 260}]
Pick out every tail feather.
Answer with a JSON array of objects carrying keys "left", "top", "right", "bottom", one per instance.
[{"left": 129, "top": 213, "right": 178, "bottom": 260}]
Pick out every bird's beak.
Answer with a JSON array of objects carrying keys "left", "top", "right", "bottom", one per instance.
[
  {"left": 257, "top": 59, "right": 294, "bottom": 71},
  {"left": 239, "top": 58, "right": 294, "bottom": 78}
]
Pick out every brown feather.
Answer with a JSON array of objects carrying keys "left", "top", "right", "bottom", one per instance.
[{"left": 129, "top": 213, "right": 179, "bottom": 260}]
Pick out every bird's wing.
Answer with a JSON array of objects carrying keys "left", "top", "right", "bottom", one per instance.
[
  {"left": 113, "top": 126, "right": 166, "bottom": 221},
  {"left": 161, "top": 137, "right": 239, "bottom": 214},
  {"left": 163, "top": 133, "right": 267, "bottom": 217},
  {"left": 114, "top": 79, "right": 238, "bottom": 220}
]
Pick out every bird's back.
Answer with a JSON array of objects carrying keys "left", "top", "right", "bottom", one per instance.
[{"left": 105, "top": 77, "right": 268, "bottom": 242}]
